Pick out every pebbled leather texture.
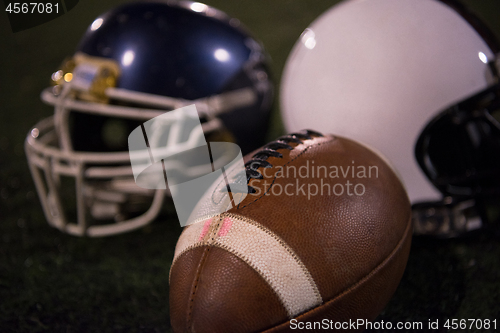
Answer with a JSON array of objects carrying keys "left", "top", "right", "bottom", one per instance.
[{"left": 170, "top": 133, "right": 412, "bottom": 333}]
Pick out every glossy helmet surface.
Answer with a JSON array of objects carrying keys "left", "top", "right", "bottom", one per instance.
[
  {"left": 281, "top": 0, "right": 500, "bottom": 237},
  {"left": 25, "top": 0, "right": 273, "bottom": 237}
]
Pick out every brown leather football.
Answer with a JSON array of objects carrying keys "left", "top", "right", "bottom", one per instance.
[{"left": 169, "top": 130, "right": 412, "bottom": 332}]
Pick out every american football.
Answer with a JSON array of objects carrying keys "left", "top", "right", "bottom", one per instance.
[{"left": 169, "top": 130, "right": 412, "bottom": 332}]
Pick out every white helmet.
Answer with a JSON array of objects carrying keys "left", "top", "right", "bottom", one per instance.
[{"left": 281, "top": 0, "right": 500, "bottom": 237}]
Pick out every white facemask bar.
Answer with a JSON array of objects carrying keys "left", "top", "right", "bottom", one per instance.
[
  {"left": 41, "top": 85, "right": 257, "bottom": 120},
  {"left": 25, "top": 117, "right": 167, "bottom": 237}
]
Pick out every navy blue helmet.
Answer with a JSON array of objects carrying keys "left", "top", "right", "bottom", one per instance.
[
  {"left": 69, "top": 0, "right": 273, "bottom": 154},
  {"left": 25, "top": 1, "right": 273, "bottom": 236}
]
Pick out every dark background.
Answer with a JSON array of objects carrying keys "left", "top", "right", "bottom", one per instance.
[{"left": 1, "top": 0, "right": 500, "bottom": 332}]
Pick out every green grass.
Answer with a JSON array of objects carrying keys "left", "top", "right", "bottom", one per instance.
[{"left": 1, "top": 0, "right": 500, "bottom": 332}]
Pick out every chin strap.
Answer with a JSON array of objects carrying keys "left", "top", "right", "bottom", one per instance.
[{"left": 412, "top": 198, "right": 487, "bottom": 238}]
